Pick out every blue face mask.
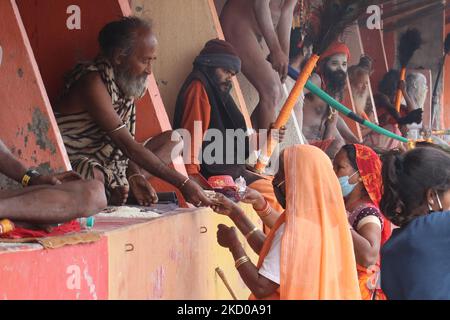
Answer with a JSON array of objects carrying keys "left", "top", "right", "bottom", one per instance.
[{"left": 339, "top": 171, "right": 359, "bottom": 197}]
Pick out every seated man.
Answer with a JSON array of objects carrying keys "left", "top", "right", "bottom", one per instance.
[
  {"left": 302, "top": 42, "right": 361, "bottom": 159},
  {"left": 364, "top": 70, "right": 423, "bottom": 151},
  {"left": 54, "top": 17, "right": 211, "bottom": 207},
  {"left": 0, "top": 139, "right": 106, "bottom": 225},
  {"left": 173, "top": 39, "right": 283, "bottom": 212},
  {"left": 348, "top": 55, "right": 373, "bottom": 120}
]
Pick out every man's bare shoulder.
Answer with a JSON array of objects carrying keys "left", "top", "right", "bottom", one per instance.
[
  {"left": 73, "top": 71, "right": 106, "bottom": 95},
  {"left": 57, "top": 70, "right": 110, "bottom": 114}
]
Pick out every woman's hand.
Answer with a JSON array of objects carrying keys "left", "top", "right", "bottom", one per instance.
[
  {"left": 210, "top": 193, "right": 239, "bottom": 216},
  {"left": 128, "top": 174, "right": 158, "bottom": 206},
  {"left": 217, "top": 224, "right": 241, "bottom": 249},
  {"left": 240, "top": 187, "right": 266, "bottom": 211}
]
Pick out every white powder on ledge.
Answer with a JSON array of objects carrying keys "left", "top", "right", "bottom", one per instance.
[{"left": 96, "top": 206, "right": 161, "bottom": 219}]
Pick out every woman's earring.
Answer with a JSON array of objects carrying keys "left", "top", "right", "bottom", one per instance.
[
  {"left": 428, "top": 202, "right": 433, "bottom": 213},
  {"left": 436, "top": 193, "right": 444, "bottom": 212}
]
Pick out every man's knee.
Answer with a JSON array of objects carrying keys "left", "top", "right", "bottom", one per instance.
[
  {"left": 78, "top": 180, "right": 107, "bottom": 216},
  {"left": 259, "top": 82, "right": 282, "bottom": 107},
  {"left": 164, "top": 130, "right": 184, "bottom": 152}
]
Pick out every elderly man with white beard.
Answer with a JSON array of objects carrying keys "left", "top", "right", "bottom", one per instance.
[{"left": 54, "top": 17, "right": 212, "bottom": 208}]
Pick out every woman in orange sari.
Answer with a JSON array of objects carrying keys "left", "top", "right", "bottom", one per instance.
[
  {"left": 333, "top": 144, "right": 392, "bottom": 300},
  {"left": 211, "top": 145, "right": 361, "bottom": 299}
]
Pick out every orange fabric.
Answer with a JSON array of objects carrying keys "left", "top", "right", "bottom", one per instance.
[
  {"left": 354, "top": 144, "right": 392, "bottom": 246},
  {"left": 254, "top": 145, "right": 361, "bottom": 300},
  {"left": 356, "top": 265, "right": 387, "bottom": 300},
  {"left": 2, "top": 220, "right": 81, "bottom": 239},
  {"left": 318, "top": 42, "right": 351, "bottom": 65},
  {"left": 309, "top": 138, "right": 335, "bottom": 152},
  {"left": 354, "top": 144, "right": 382, "bottom": 207},
  {"left": 180, "top": 80, "right": 211, "bottom": 175}
]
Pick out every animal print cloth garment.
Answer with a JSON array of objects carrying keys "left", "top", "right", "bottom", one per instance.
[{"left": 55, "top": 57, "right": 136, "bottom": 200}]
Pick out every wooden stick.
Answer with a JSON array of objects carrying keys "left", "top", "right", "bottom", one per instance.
[
  {"left": 282, "top": 83, "right": 306, "bottom": 145},
  {"left": 254, "top": 54, "right": 320, "bottom": 172},
  {"left": 215, "top": 267, "right": 238, "bottom": 300},
  {"left": 394, "top": 67, "right": 407, "bottom": 112}
]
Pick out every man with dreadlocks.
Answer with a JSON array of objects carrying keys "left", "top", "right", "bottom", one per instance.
[
  {"left": 302, "top": 41, "right": 361, "bottom": 159},
  {"left": 54, "top": 17, "right": 212, "bottom": 208}
]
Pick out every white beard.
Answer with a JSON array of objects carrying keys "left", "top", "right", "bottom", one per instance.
[
  {"left": 352, "top": 88, "right": 369, "bottom": 116},
  {"left": 115, "top": 67, "right": 148, "bottom": 99}
]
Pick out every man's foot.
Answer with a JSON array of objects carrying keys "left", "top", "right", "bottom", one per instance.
[{"left": 109, "top": 186, "right": 129, "bottom": 206}]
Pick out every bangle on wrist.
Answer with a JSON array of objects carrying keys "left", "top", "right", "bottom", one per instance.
[
  {"left": 253, "top": 198, "right": 267, "bottom": 212},
  {"left": 245, "top": 227, "right": 259, "bottom": 240},
  {"left": 235, "top": 256, "right": 250, "bottom": 269},
  {"left": 21, "top": 169, "right": 40, "bottom": 187},
  {"left": 128, "top": 173, "right": 145, "bottom": 182},
  {"left": 255, "top": 200, "right": 272, "bottom": 218},
  {"left": 178, "top": 177, "right": 190, "bottom": 190}
]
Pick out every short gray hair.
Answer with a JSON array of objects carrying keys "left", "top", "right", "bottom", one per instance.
[{"left": 98, "top": 16, "right": 152, "bottom": 58}]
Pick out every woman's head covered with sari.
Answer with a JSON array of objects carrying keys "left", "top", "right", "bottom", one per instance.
[
  {"left": 341, "top": 144, "right": 391, "bottom": 244},
  {"left": 278, "top": 145, "right": 361, "bottom": 299}
]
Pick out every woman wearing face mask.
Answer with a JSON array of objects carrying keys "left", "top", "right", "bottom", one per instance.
[
  {"left": 380, "top": 147, "right": 450, "bottom": 300},
  {"left": 333, "top": 144, "right": 391, "bottom": 300},
  {"left": 210, "top": 145, "right": 361, "bottom": 299}
]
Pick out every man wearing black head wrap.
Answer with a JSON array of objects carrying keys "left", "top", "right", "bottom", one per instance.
[{"left": 174, "top": 39, "right": 283, "bottom": 213}]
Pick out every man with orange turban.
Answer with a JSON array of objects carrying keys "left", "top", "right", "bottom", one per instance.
[{"left": 302, "top": 41, "right": 361, "bottom": 159}]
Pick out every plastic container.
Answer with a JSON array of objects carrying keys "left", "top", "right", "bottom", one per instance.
[
  {"left": 235, "top": 176, "right": 247, "bottom": 199},
  {"left": 0, "top": 219, "right": 15, "bottom": 235},
  {"left": 78, "top": 216, "right": 95, "bottom": 230}
]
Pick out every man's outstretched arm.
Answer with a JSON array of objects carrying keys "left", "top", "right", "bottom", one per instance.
[{"left": 78, "top": 72, "right": 212, "bottom": 206}]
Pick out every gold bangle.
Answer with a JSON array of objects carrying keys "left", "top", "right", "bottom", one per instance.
[
  {"left": 254, "top": 200, "right": 269, "bottom": 213},
  {"left": 245, "top": 227, "right": 259, "bottom": 240},
  {"left": 108, "top": 123, "right": 126, "bottom": 134},
  {"left": 128, "top": 173, "right": 145, "bottom": 181},
  {"left": 21, "top": 174, "right": 31, "bottom": 187},
  {"left": 235, "top": 256, "right": 250, "bottom": 269},
  {"left": 179, "top": 177, "right": 190, "bottom": 190},
  {"left": 256, "top": 201, "right": 272, "bottom": 218},
  {"left": 258, "top": 207, "right": 272, "bottom": 218}
]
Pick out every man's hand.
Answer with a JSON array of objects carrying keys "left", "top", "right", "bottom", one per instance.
[
  {"left": 398, "top": 108, "right": 423, "bottom": 125},
  {"left": 398, "top": 80, "right": 407, "bottom": 95},
  {"left": 210, "top": 193, "right": 239, "bottom": 216},
  {"left": 188, "top": 173, "right": 213, "bottom": 190},
  {"left": 29, "top": 170, "right": 82, "bottom": 186},
  {"left": 267, "top": 49, "right": 289, "bottom": 82},
  {"left": 217, "top": 224, "right": 240, "bottom": 249},
  {"left": 129, "top": 175, "right": 158, "bottom": 206},
  {"left": 180, "top": 179, "right": 214, "bottom": 207},
  {"left": 269, "top": 123, "right": 286, "bottom": 143},
  {"left": 240, "top": 187, "right": 266, "bottom": 211}
]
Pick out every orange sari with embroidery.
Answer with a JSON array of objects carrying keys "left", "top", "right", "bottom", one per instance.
[{"left": 250, "top": 145, "right": 361, "bottom": 300}]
